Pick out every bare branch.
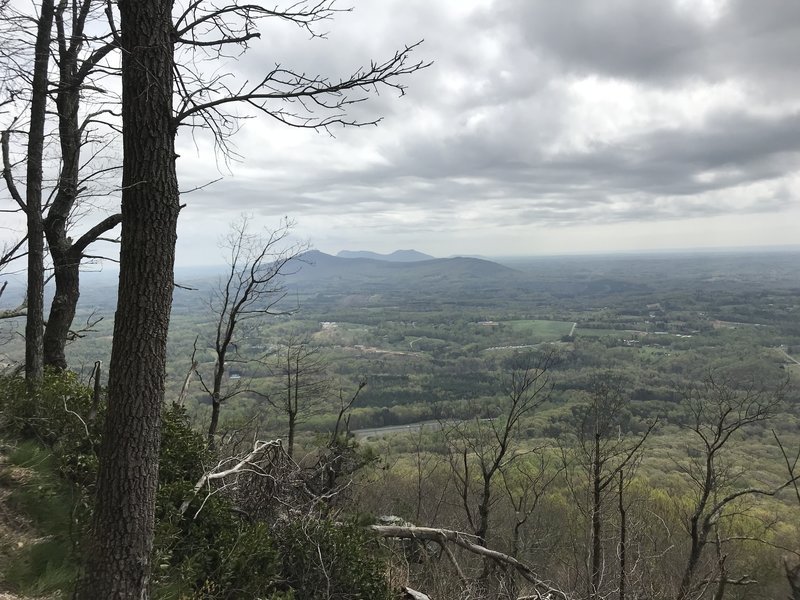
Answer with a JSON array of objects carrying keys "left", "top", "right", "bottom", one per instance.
[
  {"left": 179, "top": 438, "right": 283, "bottom": 517},
  {"left": 0, "top": 281, "right": 27, "bottom": 319},
  {"left": 371, "top": 525, "right": 570, "bottom": 600},
  {"left": 71, "top": 213, "right": 122, "bottom": 254},
  {"left": 1, "top": 128, "right": 26, "bottom": 211}
]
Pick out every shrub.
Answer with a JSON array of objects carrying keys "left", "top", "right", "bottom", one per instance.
[
  {"left": 0, "top": 371, "right": 102, "bottom": 488},
  {"left": 1, "top": 376, "right": 393, "bottom": 599},
  {"left": 275, "top": 519, "right": 391, "bottom": 600}
]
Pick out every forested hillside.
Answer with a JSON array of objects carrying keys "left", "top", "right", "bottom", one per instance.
[{"left": 3, "top": 248, "right": 799, "bottom": 599}]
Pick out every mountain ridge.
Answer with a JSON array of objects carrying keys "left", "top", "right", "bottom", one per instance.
[
  {"left": 288, "top": 250, "right": 521, "bottom": 291},
  {"left": 336, "top": 249, "right": 434, "bottom": 262}
]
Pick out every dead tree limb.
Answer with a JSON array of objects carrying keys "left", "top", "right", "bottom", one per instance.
[
  {"left": 371, "top": 525, "right": 570, "bottom": 600},
  {"left": 179, "top": 438, "right": 283, "bottom": 517},
  {"left": 0, "top": 284, "right": 26, "bottom": 319}
]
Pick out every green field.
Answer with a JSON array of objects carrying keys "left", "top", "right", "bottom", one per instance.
[
  {"left": 576, "top": 326, "right": 639, "bottom": 337},
  {"left": 503, "top": 319, "right": 575, "bottom": 340}
]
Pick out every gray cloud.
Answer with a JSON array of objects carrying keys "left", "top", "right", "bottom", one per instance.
[{"left": 173, "top": 0, "right": 800, "bottom": 259}]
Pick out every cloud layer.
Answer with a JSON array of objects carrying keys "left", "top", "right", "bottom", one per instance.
[{"left": 173, "top": 0, "right": 800, "bottom": 261}]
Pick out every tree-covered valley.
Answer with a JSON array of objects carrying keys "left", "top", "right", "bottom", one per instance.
[{"left": 3, "top": 246, "right": 799, "bottom": 599}]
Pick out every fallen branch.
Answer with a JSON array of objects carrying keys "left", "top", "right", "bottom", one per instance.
[
  {"left": 400, "top": 587, "right": 431, "bottom": 600},
  {"left": 371, "top": 525, "right": 569, "bottom": 600},
  {"left": 179, "top": 439, "right": 282, "bottom": 517}
]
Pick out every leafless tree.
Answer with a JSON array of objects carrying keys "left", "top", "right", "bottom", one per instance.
[
  {"left": 0, "top": 0, "right": 55, "bottom": 384},
  {"left": 172, "top": 0, "right": 429, "bottom": 156},
  {"left": 306, "top": 379, "right": 369, "bottom": 512},
  {"left": 265, "top": 335, "right": 330, "bottom": 458},
  {"left": 445, "top": 351, "right": 554, "bottom": 590},
  {"left": 1, "top": 0, "right": 122, "bottom": 371},
  {"left": 42, "top": 0, "right": 121, "bottom": 369},
  {"left": 0, "top": 236, "right": 27, "bottom": 320},
  {"left": 563, "top": 374, "right": 656, "bottom": 600},
  {"left": 498, "top": 453, "right": 564, "bottom": 598},
  {"left": 200, "top": 216, "right": 306, "bottom": 447},
  {"left": 674, "top": 374, "right": 793, "bottom": 600},
  {"left": 76, "top": 0, "right": 177, "bottom": 592},
  {"left": 371, "top": 524, "right": 571, "bottom": 600}
]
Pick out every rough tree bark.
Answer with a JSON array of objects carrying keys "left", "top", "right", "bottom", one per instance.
[
  {"left": 43, "top": 215, "right": 121, "bottom": 368},
  {"left": 77, "top": 0, "right": 178, "bottom": 596}
]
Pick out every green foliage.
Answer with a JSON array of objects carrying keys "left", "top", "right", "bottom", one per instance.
[
  {"left": 3, "top": 538, "right": 75, "bottom": 596},
  {"left": 0, "top": 370, "right": 102, "bottom": 488},
  {"left": 159, "top": 402, "right": 211, "bottom": 486},
  {"left": 1, "top": 376, "right": 393, "bottom": 599},
  {"left": 153, "top": 407, "right": 390, "bottom": 599},
  {"left": 154, "top": 505, "right": 390, "bottom": 599},
  {"left": 275, "top": 520, "right": 391, "bottom": 600},
  {"left": 153, "top": 501, "right": 284, "bottom": 600},
  {"left": 0, "top": 372, "right": 102, "bottom": 597}
]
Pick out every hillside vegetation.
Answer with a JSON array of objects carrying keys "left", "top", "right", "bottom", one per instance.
[{"left": 1, "top": 249, "right": 800, "bottom": 599}]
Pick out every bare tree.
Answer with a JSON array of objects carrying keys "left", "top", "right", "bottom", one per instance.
[
  {"left": 265, "top": 335, "right": 330, "bottom": 458},
  {"left": 564, "top": 374, "right": 656, "bottom": 600},
  {"left": 0, "top": 236, "right": 27, "bottom": 320},
  {"left": 76, "top": 0, "right": 179, "bottom": 595},
  {"left": 498, "top": 453, "right": 564, "bottom": 598},
  {"left": 675, "top": 375, "right": 792, "bottom": 600},
  {"left": 445, "top": 351, "right": 554, "bottom": 590},
  {"left": 43, "top": 0, "right": 121, "bottom": 369},
  {"left": 371, "top": 524, "right": 571, "bottom": 600},
  {"left": 310, "top": 379, "right": 367, "bottom": 505},
  {"left": 200, "top": 216, "right": 305, "bottom": 447},
  {"left": 172, "top": 1, "right": 429, "bottom": 153},
  {"left": 0, "top": 0, "right": 55, "bottom": 384},
  {"left": 1, "top": 0, "right": 122, "bottom": 370}
]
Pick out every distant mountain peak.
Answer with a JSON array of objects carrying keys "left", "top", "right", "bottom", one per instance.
[{"left": 336, "top": 249, "right": 435, "bottom": 262}]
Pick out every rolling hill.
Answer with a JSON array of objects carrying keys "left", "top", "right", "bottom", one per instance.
[
  {"left": 288, "top": 250, "right": 523, "bottom": 292},
  {"left": 336, "top": 249, "right": 435, "bottom": 262}
]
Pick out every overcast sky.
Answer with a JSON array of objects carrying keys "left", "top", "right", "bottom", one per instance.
[{"left": 6, "top": 0, "right": 800, "bottom": 266}]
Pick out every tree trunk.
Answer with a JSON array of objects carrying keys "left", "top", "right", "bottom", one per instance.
[
  {"left": 43, "top": 25, "right": 81, "bottom": 370},
  {"left": 591, "top": 432, "right": 602, "bottom": 600},
  {"left": 43, "top": 3, "right": 119, "bottom": 369},
  {"left": 677, "top": 515, "right": 705, "bottom": 600},
  {"left": 42, "top": 245, "right": 79, "bottom": 369},
  {"left": 24, "top": 0, "right": 55, "bottom": 385},
  {"left": 77, "top": 0, "right": 178, "bottom": 597},
  {"left": 618, "top": 472, "right": 626, "bottom": 600},
  {"left": 287, "top": 410, "right": 296, "bottom": 458},
  {"left": 207, "top": 358, "right": 225, "bottom": 447},
  {"left": 208, "top": 397, "right": 221, "bottom": 447},
  {"left": 477, "top": 476, "right": 491, "bottom": 547}
]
